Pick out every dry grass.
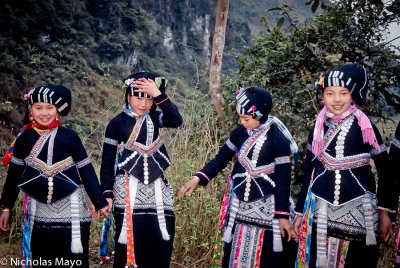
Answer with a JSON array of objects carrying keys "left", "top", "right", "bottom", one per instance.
[{"left": 0, "top": 101, "right": 398, "bottom": 267}]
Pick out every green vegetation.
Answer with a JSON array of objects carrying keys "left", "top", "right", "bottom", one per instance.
[{"left": 223, "top": 0, "right": 400, "bottom": 154}]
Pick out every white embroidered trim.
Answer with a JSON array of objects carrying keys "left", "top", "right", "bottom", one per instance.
[
  {"left": 370, "top": 144, "right": 387, "bottom": 156},
  {"left": 226, "top": 139, "right": 237, "bottom": 151},
  {"left": 393, "top": 137, "right": 400, "bottom": 149},
  {"left": 104, "top": 137, "right": 118, "bottom": 146},
  {"left": 275, "top": 156, "right": 290, "bottom": 164},
  {"left": 11, "top": 156, "right": 25, "bottom": 166},
  {"left": 76, "top": 157, "right": 91, "bottom": 169}
]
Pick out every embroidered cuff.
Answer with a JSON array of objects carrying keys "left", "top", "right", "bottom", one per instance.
[
  {"left": 153, "top": 92, "right": 170, "bottom": 105},
  {"left": 274, "top": 211, "right": 290, "bottom": 215},
  {"left": 275, "top": 156, "right": 290, "bottom": 164},
  {"left": 274, "top": 211, "right": 290, "bottom": 219},
  {"left": 195, "top": 171, "right": 210, "bottom": 186},
  {"left": 102, "top": 190, "right": 114, "bottom": 199},
  {"left": 370, "top": 144, "right": 387, "bottom": 156},
  {"left": 307, "top": 143, "right": 312, "bottom": 152}
]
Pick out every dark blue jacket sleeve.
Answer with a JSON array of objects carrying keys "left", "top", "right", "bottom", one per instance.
[
  {"left": 153, "top": 92, "right": 183, "bottom": 128},
  {"left": 100, "top": 117, "right": 120, "bottom": 199},
  {"left": 272, "top": 127, "right": 292, "bottom": 219},
  {"left": 0, "top": 134, "right": 29, "bottom": 209},
  {"left": 389, "top": 123, "right": 400, "bottom": 209},
  {"left": 371, "top": 123, "right": 397, "bottom": 211},
  {"left": 195, "top": 127, "right": 240, "bottom": 186}
]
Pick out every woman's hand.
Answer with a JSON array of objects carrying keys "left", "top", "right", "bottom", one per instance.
[
  {"left": 379, "top": 210, "right": 394, "bottom": 244},
  {"left": 0, "top": 209, "right": 11, "bottom": 231},
  {"left": 99, "top": 206, "right": 110, "bottom": 219},
  {"left": 98, "top": 199, "right": 113, "bottom": 219},
  {"left": 292, "top": 215, "right": 303, "bottom": 242},
  {"left": 178, "top": 176, "right": 200, "bottom": 200},
  {"left": 278, "top": 218, "right": 295, "bottom": 242},
  {"left": 132, "top": 78, "right": 162, "bottom": 98}
]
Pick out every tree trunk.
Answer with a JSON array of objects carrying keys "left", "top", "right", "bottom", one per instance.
[{"left": 209, "top": 0, "right": 229, "bottom": 129}]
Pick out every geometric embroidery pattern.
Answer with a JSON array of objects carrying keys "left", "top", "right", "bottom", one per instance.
[
  {"left": 236, "top": 195, "right": 275, "bottom": 227},
  {"left": 33, "top": 186, "right": 91, "bottom": 223},
  {"left": 314, "top": 196, "right": 378, "bottom": 237},
  {"left": 114, "top": 175, "right": 173, "bottom": 211},
  {"left": 230, "top": 223, "right": 264, "bottom": 268}
]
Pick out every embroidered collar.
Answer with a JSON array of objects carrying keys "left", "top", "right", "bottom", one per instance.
[
  {"left": 312, "top": 105, "right": 381, "bottom": 156},
  {"left": 246, "top": 121, "right": 269, "bottom": 136}
]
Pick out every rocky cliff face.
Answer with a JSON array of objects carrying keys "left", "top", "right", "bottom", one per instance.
[
  {"left": 105, "top": 0, "right": 313, "bottom": 90},
  {"left": 132, "top": 0, "right": 215, "bottom": 85}
]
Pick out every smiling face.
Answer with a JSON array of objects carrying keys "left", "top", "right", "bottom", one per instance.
[
  {"left": 128, "top": 95, "right": 153, "bottom": 115},
  {"left": 239, "top": 114, "right": 260, "bottom": 130},
  {"left": 322, "top": 86, "right": 352, "bottom": 116},
  {"left": 30, "top": 102, "right": 58, "bottom": 126}
]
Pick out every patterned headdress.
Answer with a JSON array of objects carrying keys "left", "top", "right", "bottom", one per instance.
[
  {"left": 123, "top": 72, "right": 168, "bottom": 104},
  {"left": 317, "top": 63, "right": 368, "bottom": 104},
  {"left": 27, "top": 85, "right": 72, "bottom": 116},
  {"left": 312, "top": 64, "right": 380, "bottom": 156},
  {"left": 235, "top": 87, "right": 273, "bottom": 123},
  {"left": 3, "top": 85, "right": 70, "bottom": 166}
]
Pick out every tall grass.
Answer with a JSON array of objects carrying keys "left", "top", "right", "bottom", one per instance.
[
  {"left": 0, "top": 95, "right": 397, "bottom": 268},
  {"left": 89, "top": 96, "right": 232, "bottom": 267},
  {"left": 164, "top": 98, "right": 230, "bottom": 267}
]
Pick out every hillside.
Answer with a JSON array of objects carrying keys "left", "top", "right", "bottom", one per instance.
[{"left": 0, "top": 0, "right": 315, "bottom": 150}]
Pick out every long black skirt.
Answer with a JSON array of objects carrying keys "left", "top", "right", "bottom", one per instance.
[
  {"left": 31, "top": 221, "right": 91, "bottom": 268},
  {"left": 113, "top": 209, "right": 175, "bottom": 268}
]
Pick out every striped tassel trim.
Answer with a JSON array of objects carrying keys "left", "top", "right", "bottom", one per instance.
[
  {"left": 316, "top": 200, "right": 328, "bottom": 267},
  {"left": 70, "top": 190, "right": 83, "bottom": 253},
  {"left": 272, "top": 219, "right": 283, "bottom": 252},
  {"left": 271, "top": 195, "right": 283, "bottom": 252},
  {"left": 224, "top": 196, "right": 240, "bottom": 243},
  {"left": 154, "top": 179, "right": 170, "bottom": 240},
  {"left": 363, "top": 194, "right": 377, "bottom": 245}
]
